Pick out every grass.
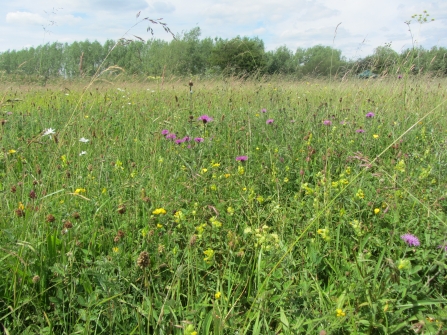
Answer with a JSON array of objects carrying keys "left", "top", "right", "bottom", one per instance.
[{"left": 1, "top": 76, "right": 447, "bottom": 334}]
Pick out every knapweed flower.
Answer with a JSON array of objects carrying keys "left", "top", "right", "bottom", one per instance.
[
  {"left": 161, "top": 129, "right": 169, "bottom": 136},
  {"left": 79, "top": 137, "right": 89, "bottom": 143},
  {"left": 198, "top": 114, "right": 213, "bottom": 123},
  {"left": 166, "top": 133, "right": 176, "bottom": 140},
  {"left": 194, "top": 137, "right": 204, "bottom": 143},
  {"left": 152, "top": 208, "right": 167, "bottom": 215},
  {"left": 366, "top": 112, "right": 375, "bottom": 118},
  {"left": 236, "top": 155, "right": 248, "bottom": 161},
  {"left": 175, "top": 138, "right": 185, "bottom": 145},
  {"left": 401, "top": 233, "right": 420, "bottom": 247},
  {"left": 356, "top": 129, "right": 365, "bottom": 133},
  {"left": 323, "top": 120, "right": 332, "bottom": 126},
  {"left": 261, "top": 108, "right": 267, "bottom": 113},
  {"left": 398, "top": 75, "right": 403, "bottom": 79},
  {"left": 266, "top": 119, "right": 274, "bottom": 124},
  {"left": 336, "top": 309, "right": 346, "bottom": 317},
  {"left": 42, "top": 128, "right": 56, "bottom": 136}
]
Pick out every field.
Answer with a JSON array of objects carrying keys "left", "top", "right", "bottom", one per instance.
[{"left": 1, "top": 76, "right": 447, "bottom": 334}]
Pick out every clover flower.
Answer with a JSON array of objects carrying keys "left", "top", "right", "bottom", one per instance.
[{"left": 400, "top": 233, "right": 420, "bottom": 247}]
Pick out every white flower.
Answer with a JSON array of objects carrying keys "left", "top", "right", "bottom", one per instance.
[
  {"left": 79, "top": 137, "right": 89, "bottom": 143},
  {"left": 42, "top": 128, "right": 56, "bottom": 136},
  {"left": 79, "top": 151, "right": 87, "bottom": 156}
]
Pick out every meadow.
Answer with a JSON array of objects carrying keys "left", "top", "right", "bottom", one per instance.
[{"left": 1, "top": 76, "right": 447, "bottom": 334}]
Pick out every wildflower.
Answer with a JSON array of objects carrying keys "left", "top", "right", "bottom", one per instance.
[
  {"left": 161, "top": 129, "right": 169, "bottom": 135},
  {"left": 336, "top": 308, "right": 346, "bottom": 317},
  {"left": 394, "top": 160, "right": 406, "bottom": 173},
  {"left": 210, "top": 217, "right": 222, "bottom": 228},
  {"left": 317, "top": 228, "right": 330, "bottom": 241},
  {"left": 194, "top": 137, "right": 204, "bottom": 143},
  {"left": 202, "top": 168, "right": 208, "bottom": 174},
  {"left": 373, "top": 134, "right": 379, "bottom": 139},
  {"left": 374, "top": 208, "right": 380, "bottom": 215},
  {"left": 224, "top": 173, "right": 231, "bottom": 178},
  {"left": 236, "top": 155, "right": 248, "bottom": 161},
  {"left": 42, "top": 128, "right": 56, "bottom": 136},
  {"left": 212, "top": 162, "right": 220, "bottom": 168},
  {"left": 366, "top": 112, "right": 375, "bottom": 118},
  {"left": 355, "top": 189, "right": 365, "bottom": 199},
  {"left": 152, "top": 208, "right": 167, "bottom": 215},
  {"left": 238, "top": 166, "right": 245, "bottom": 175},
  {"left": 261, "top": 108, "right": 267, "bottom": 113},
  {"left": 438, "top": 244, "right": 447, "bottom": 252},
  {"left": 323, "top": 120, "right": 332, "bottom": 126},
  {"left": 156, "top": 223, "right": 163, "bottom": 228},
  {"left": 215, "top": 292, "right": 222, "bottom": 299},
  {"left": 203, "top": 248, "right": 214, "bottom": 263},
  {"left": 137, "top": 251, "right": 150, "bottom": 268},
  {"left": 79, "top": 151, "right": 87, "bottom": 156},
  {"left": 175, "top": 138, "right": 185, "bottom": 145},
  {"left": 198, "top": 115, "right": 213, "bottom": 123},
  {"left": 266, "top": 119, "right": 274, "bottom": 124},
  {"left": 397, "top": 259, "right": 411, "bottom": 270},
  {"left": 356, "top": 129, "right": 365, "bottom": 133},
  {"left": 8, "top": 149, "right": 16, "bottom": 154},
  {"left": 112, "top": 247, "right": 119, "bottom": 253},
  {"left": 166, "top": 133, "right": 176, "bottom": 140},
  {"left": 398, "top": 75, "right": 403, "bottom": 79},
  {"left": 74, "top": 188, "right": 86, "bottom": 194},
  {"left": 401, "top": 233, "right": 420, "bottom": 247},
  {"left": 79, "top": 137, "right": 89, "bottom": 143}
]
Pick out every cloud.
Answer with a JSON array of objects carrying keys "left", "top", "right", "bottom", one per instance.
[
  {"left": 149, "top": 1, "right": 176, "bottom": 13},
  {"left": 88, "top": 0, "right": 148, "bottom": 12},
  {"left": 6, "top": 11, "right": 47, "bottom": 25}
]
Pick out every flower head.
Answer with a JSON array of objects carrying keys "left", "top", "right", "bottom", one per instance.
[
  {"left": 165, "top": 133, "right": 176, "bottom": 140},
  {"left": 261, "top": 108, "right": 267, "bottom": 113},
  {"left": 366, "top": 112, "right": 375, "bottom": 118},
  {"left": 198, "top": 115, "right": 213, "bottom": 124},
  {"left": 79, "top": 137, "right": 90, "bottom": 143},
  {"left": 356, "top": 129, "right": 365, "bottom": 133},
  {"left": 336, "top": 308, "right": 346, "bottom": 317},
  {"left": 400, "top": 233, "right": 420, "bottom": 247},
  {"left": 152, "top": 208, "right": 167, "bottom": 215},
  {"left": 161, "top": 129, "right": 169, "bottom": 135},
  {"left": 266, "top": 119, "right": 274, "bottom": 125},
  {"left": 42, "top": 128, "right": 56, "bottom": 136},
  {"left": 323, "top": 120, "right": 332, "bottom": 125},
  {"left": 236, "top": 155, "right": 248, "bottom": 161},
  {"left": 194, "top": 137, "right": 204, "bottom": 143}
]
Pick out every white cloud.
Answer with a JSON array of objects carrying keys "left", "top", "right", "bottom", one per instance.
[{"left": 6, "top": 11, "right": 47, "bottom": 25}]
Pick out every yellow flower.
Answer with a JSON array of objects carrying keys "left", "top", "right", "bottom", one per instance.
[
  {"left": 215, "top": 291, "right": 221, "bottom": 299},
  {"left": 212, "top": 163, "right": 220, "bottom": 168},
  {"left": 152, "top": 208, "right": 167, "bottom": 215},
  {"left": 112, "top": 247, "right": 119, "bottom": 253},
  {"left": 227, "top": 207, "right": 234, "bottom": 215},
  {"left": 8, "top": 149, "right": 17, "bottom": 154},
  {"left": 355, "top": 189, "right": 365, "bottom": 199},
  {"left": 238, "top": 166, "right": 245, "bottom": 175},
  {"left": 203, "top": 248, "right": 214, "bottom": 262},
  {"left": 336, "top": 308, "right": 346, "bottom": 317},
  {"left": 102, "top": 188, "right": 107, "bottom": 194},
  {"left": 374, "top": 208, "right": 380, "bottom": 215},
  {"left": 18, "top": 202, "right": 25, "bottom": 210},
  {"left": 74, "top": 188, "right": 86, "bottom": 194},
  {"left": 373, "top": 134, "right": 379, "bottom": 139},
  {"left": 157, "top": 223, "right": 163, "bottom": 228}
]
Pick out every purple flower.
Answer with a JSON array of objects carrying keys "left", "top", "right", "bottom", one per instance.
[
  {"left": 323, "top": 120, "right": 332, "bottom": 126},
  {"left": 366, "top": 112, "right": 375, "bottom": 118},
  {"left": 356, "top": 129, "right": 365, "bottom": 133},
  {"left": 198, "top": 115, "right": 213, "bottom": 124},
  {"left": 261, "top": 108, "right": 267, "bottom": 113},
  {"left": 438, "top": 244, "right": 447, "bottom": 252},
  {"left": 161, "top": 129, "right": 170, "bottom": 135},
  {"left": 340, "top": 120, "right": 347, "bottom": 125},
  {"left": 398, "top": 75, "right": 403, "bottom": 79},
  {"left": 400, "top": 233, "right": 420, "bottom": 247},
  {"left": 236, "top": 156, "right": 248, "bottom": 161},
  {"left": 266, "top": 119, "right": 274, "bottom": 125},
  {"left": 166, "top": 133, "right": 176, "bottom": 140},
  {"left": 194, "top": 137, "right": 204, "bottom": 143},
  {"left": 175, "top": 139, "right": 185, "bottom": 145}
]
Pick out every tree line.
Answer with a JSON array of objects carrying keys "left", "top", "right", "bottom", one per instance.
[{"left": 1, "top": 27, "right": 446, "bottom": 81}]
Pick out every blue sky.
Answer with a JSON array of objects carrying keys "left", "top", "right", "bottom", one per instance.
[{"left": 1, "top": 0, "right": 446, "bottom": 59}]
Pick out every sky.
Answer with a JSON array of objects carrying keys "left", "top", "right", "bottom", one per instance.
[{"left": 1, "top": 0, "right": 446, "bottom": 60}]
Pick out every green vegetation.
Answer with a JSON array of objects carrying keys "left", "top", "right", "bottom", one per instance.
[
  {"left": 1, "top": 26, "right": 447, "bottom": 84},
  {"left": 1, "top": 76, "right": 447, "bottom": 334}
]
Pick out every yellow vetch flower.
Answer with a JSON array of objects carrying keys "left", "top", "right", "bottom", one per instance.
[
  {"left": 224, "top": 173, "right": 231, "bottom": 178},
  {"left": 373, "top": 134, "right": 379, "bottom": 139},
  {"left": 152, "top": 208, "right": 167, "bottom": 215},
  {"left": 156, "top": 223, "right": 163, "bottom": 228},
  {"left": 215, "top": 292, "right": 221, "bottom": 299},
  {"left": 74, "top": 188, "right": 86, "bottom": 194},
  {"left": 8, "top": 149, "right": 17, "bottom": 154},
  {"left": 374, "top": 208, "right": 380, "bottom": 215},
  {"left": 112, "top": 247, "right": 119, "bottom": 253},
  {"left": 18, "top": 202, "right": 25, "bottom": 210},
  {"left": 212, "top": 163, "right": 220, "bottom": 168}
]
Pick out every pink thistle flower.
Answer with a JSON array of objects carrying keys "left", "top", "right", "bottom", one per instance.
[
  {"left": 161, "top": 129, "right": 169, "bottom": 135},
  {"left": 261, "top": 108, "right": 267, "bottom": 113},
  {"left": 266, "top": 119, "right": 274, "bottom": 125},
  {"left": 236, "top": 156, "right": 248, "bottom": 161},
  {"left": 356, "top": 129, "right": 365, "bottom": 133},
  {"left": 194, "top": 137, "right": 204, "bottom": 143},
  {"left": 165, "top": 133, "right": 176, "bottom": 140},
  {"left": 366, "top": 112, "right": 375, "bottom": 118},
  {"left": 323, "top": 120, "right": 332, "bottom": 125}
]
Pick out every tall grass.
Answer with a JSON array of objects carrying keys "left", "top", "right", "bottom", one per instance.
[{"left": 1, "top": 76, "right": 446, "bottom": 334}]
